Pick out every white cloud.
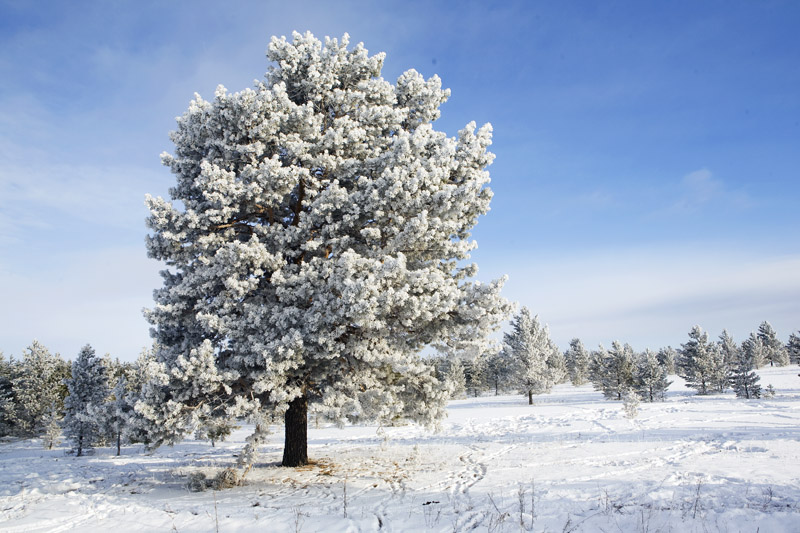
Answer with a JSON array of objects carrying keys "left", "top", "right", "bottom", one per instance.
[
  {"left": 671, "top": 168, "right": 751, "bottom": 211},
  {"left": 478, "top": 244, "right": 800, "bottom": 351}
]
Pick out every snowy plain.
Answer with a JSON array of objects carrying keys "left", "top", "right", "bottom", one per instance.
[{"left": 2, "top": 366, "right": 799, "bottom": 532}]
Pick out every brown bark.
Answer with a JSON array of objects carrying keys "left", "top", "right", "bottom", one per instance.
[{"left": 281, "top": 395, "right": 309, "bottom": 467}]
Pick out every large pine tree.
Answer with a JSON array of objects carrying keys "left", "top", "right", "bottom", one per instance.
[
  {"left": 678, "top": 326, "right": 726, "bottom": 395},
  {"left": 141, "top": 32, "right": 510, "bottom": 467}
]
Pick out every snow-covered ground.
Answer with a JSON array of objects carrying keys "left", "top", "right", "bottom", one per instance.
[{"left": 2, "top": 366, "right": 799, "bottom": 532}]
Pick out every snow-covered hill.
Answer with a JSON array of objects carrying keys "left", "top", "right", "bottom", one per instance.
[{"left": 2, "top": 366, "right": 799, "bottom": 532}]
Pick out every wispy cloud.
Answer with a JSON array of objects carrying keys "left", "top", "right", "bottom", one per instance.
[{"left": 671, "top": 168, "right": 752, "bottom": 211}]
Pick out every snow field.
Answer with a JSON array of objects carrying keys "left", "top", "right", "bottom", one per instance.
[{"left": 2, "top": 366, "right": 799, "bottom": 532}]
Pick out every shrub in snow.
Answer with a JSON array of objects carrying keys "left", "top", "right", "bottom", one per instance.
[
  {"left": 141, "top": 31, "right": 510, "bottom": 467},
  {"left": 763, "top": 384, "right": 776, "bottom": 398},
  {"left": 504, "top": 308, "right": 562, "bottom": 404},
  {"left": 63, "top": 345, "right": 110, "bottom": 456},
  {"left": 621, "top": 388, "right": 640, "bottom": 419}
]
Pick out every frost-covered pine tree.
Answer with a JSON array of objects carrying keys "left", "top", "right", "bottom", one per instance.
[
  {"left": 656, "top": 346, "right": 677, "bottom": 375},
  {"left": 0, "top": 353, "right": 15, "bottom": 437},
  {"left": 91, "top": 376, "right": 135, "bottom": 455},
  {"left": 463, "top": 352, "right": 488, "bottom": 397},
  {"left": 742, "top": 333, "right": 766, "bottom": 369},
  {"left": 63, "top": 345, "right": 110, "bottom": 456},
  {"left": 142, "top": 32, "right": 510, "bottom": 467},
  {"left": 6, "top": 341, "right": 69, "bottom": 438},
  {"left": 504, "top": 308, "right": 561, "bottom": 404},
  {"left": 445, "top": 358, "right": 467, "bottom": 399},
  {"left": 757, "top": 321, "right": 789, "bottom": 366},
  {"left": 731, "top": 341, "right": 761, "bottom": 399},
  {"left": 564, "top": 338, "right": 590, "bottom": 386},
  {"left": 718, "top": 330, "right": 740, "bottom": 369},
  {"left": 787, "top": 332, "right": 800, "bottom": 365},
  {"left": 485, "top": 350, "right": 512, "bottom": 396},
  {"left": 634, "top": 349, "right": 671, "bottom": 402},
  {"left": 678, "top": 326, "right": 725, "bottom": 395},
  {"left": 592, "top": 341, "right": 636, "bottom": 400}
]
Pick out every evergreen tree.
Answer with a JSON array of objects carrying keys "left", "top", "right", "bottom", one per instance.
[
  {"left": 504, "top": 308, "right": 560, "bottom": 404},
  {"left": 463, "top": 352, "right": 488, "bottom": 397},
  {"left": 63, "top": 345, "right": 110, "bottom": 456},
  {"left": 564, "top": 338, "right": 591, "bottom": 386},
  {"left": 92, "top": 376, "right": 136, "bottom": 455},
  {"left": 141, "top": 31, "right": 510, "bottom": 467},
  {"left": 485, "top": 350, "right": 512, "bottom": 396},
  {"left": 742, "top": 333, "right": 766, "bottom": 369},
  {"left": 446, "top": 358, "right": 467, "bottom": 399},
  {"left": 678, "top": 326, "right": 725, "bottom": 395},
  {"left": 592, "top": 341, "right": 636, "bottom": 400},
  {"left": 787, "top": 332, "right": 800, "bottom": 365},
  {"left": 718, "top": 330, "right": 740, "bottom": 368},
  {"left": 0, "top": 353, "right": 15, "bottom": 436},
  {"left": 731, "top": 341, "right": 761, "bottom": 399},
  {"left": 6, "top": 341, "right": 69, "bottom": 438},
  {"left": 757, "top": 321, "right": 789, "bottom": 366},
  {"left": 656, "top": 346, "right": 677, "bottom": 375},
  {"left": 634, "top": 349, "right": 671, "bottom": 402}
]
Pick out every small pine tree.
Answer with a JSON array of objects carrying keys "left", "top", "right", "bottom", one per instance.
[
  {"left": 678, "top": 326, "right": 725, "bottom": 395},
  {"left": 446, "top": 358, "right": 467, "bottom": 399},
  {"left": 63, "top": 345, "right": 110, "bottom": 456},
  {"left": 565, "top": 338, "right": 591, "bottom": 386},
  {"left": 593, "top": 341, "right": 636, "bottom": 401},
  {"left": 485, "top": 350, "right": 512, "bottom": 396},
  {"left": 634, "top": 349, "right": 671, "bottom": 402},
  {"left": 718, "top": 330, "right": 740, "bottom": 368},
  {"left": 656, "top": 346, "right": 677, "bottom": 375},
  {"left": 621, "top": 387, "right": 640, "bottom": 419},
  {"left": 787, "top": 332, "right": 800, "bottom": 365},
  {"left": 742, "top": 333, "right": 766, "bottom": 369},
  {"left": 757, "top": 321, "right": 789, "bottom": 366},
  {"left": 92, "top": 376, "right": 135, "bottom": 455},
  {"left": 731, "top": 342, "right": 761, "bottom": 399},
  {"left": 504, "top": 308, "right": 560, "bottom": 404},
  {"left": 6, "top": 341, "right": 69, "bottom": 438},
  {"left": 463, "top": 352, "right": 488, "bottom": 397}
]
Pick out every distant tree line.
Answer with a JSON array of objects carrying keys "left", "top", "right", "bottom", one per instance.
[
  {"left": 0, "top": 319, "right": 798, "bottom": 453},
  {"left": 434, "top": 312, "right": 799, "bottom": 404}
]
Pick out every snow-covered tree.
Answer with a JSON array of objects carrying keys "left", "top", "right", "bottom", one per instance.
[
  {"left": 678, "top": 326, "right": 725, "bottom": 395},
  {"left": 592, "top": 341, "right": 636, "bottom": 400},
  {"left": 757, "top": 321, "right": 789, "bottom": 366},
  {"left": 504, "top": 308, "right": 562, "bottom": 404},
  {"left": 731, "top": 340, "right": 761, "bottom": 399},
  {"left": 6, "top": 341, "right": 69, "bottom": 438},
  {"left": 787, "top": 332, "right": 800, "bottom": 365},
  {"left": 634, "top": 349, "right": 671, "bottom": 402},
  {"left": 485, "top": 350, "right": 512, "bottom": 396},
  {"left": 63, "top": 345, "right": 110, "bottom": 456},
  {"left": 718, "top": 330, "right": 740, "bottom": 368},
  {"left": 742, "top": 333, "right": 766, "bottom": 369},
  {"left": 564, "top": 338, "right": 590, "bottom": 386},
  {"left": 463, "top": 352, "right": 488, "bottom": 397},
  {"left": 0, "top": 353, "right": 14, "bottom": 436},
  {"left": 142, "top": 32, "right": 510, "bottom": 467},
  {"left": 91, "top": 376, "right": 136, "bottom": 455},
  {"left": 656, "top": 346, "right": 677, "bottom": 375},
  {"left": 445, "top": 358, "right": 467, "bottom": 399}
]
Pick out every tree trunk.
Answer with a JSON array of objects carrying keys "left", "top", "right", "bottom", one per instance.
[
  {"left": 282, "top": 395, "right": 309, "bottom": 467},
  {"left": 528, "top": 391, "right": 533, "bottom": 405},
  {"left": 116, "top": 431, "right": 121, "bottom": 456}
]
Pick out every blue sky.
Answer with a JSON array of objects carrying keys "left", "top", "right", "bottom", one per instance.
[{"left": 1, "top": 0, "right": 798, "bottom": 361}]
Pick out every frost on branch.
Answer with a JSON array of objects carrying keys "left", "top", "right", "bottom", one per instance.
[{"left": 141, "top": 31, "right": 511, "bottom": 466}]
